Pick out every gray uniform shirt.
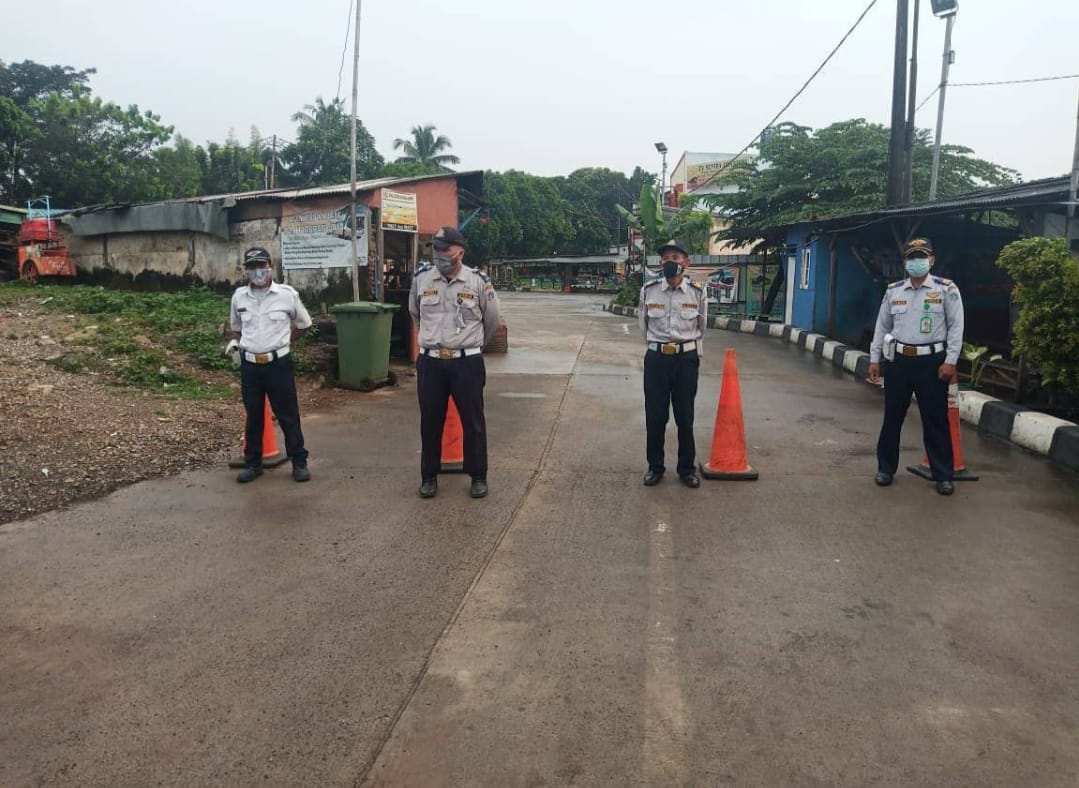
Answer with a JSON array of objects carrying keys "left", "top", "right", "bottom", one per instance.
[
  {"left": 638, "top": 276, "right": 707, "bottom": 352},
  {"left": 409, "top": 263, "right": 502, "bottom": 350},
  {"left": 870, "top": 275, "right": 964, "bottom": 365}
]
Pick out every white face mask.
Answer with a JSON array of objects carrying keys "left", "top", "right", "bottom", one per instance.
[{"left": 246, "top": 268, "right": 271, "bottom": 286}]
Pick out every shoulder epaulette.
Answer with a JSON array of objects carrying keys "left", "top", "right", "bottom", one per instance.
[
  {"left": 689, "top": 280, "right": 703, "bottom": 290},
  {"left": 415, "top": 263, "right": 433, "bottom": 274},
  {"left": 933, "top": 276, "right": 953, "bottom": 286},
  {"left": 476, "top": 271, "right": 490, "bottom": 283},
  {"left": 887, "top": 280, "right": 904, "bottom": 289},
  {"left": 642, "top": 277, "right": 661, "bottom": 289}
]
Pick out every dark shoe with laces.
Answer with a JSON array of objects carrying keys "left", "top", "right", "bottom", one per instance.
[
  {"left": 643, "top": 470, "right": 663, "bottom": 486},
  {"left": 292, "top": 463, "right": 311, "bottom": 482},
  {"left": 936, "top": 480, "right": 954, "bottom": 496},
  {"left": 470, "top": 478, "right": 488, "bottom": 498},
  {"left": 874, "top": 472, "right": 894, "bottom": 487},
  {"left": 679, "top": 473, "right": 700, "bottom": 488},
  {"left": 419, "top": 478, "right": 437, "bottom": 498},
  {"left": 237, "top": 466, "right": 263, "bottom": 483}
]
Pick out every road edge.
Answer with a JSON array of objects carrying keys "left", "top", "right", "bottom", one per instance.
[{"left": 604, "top": 304, "right": 1079, "bottom": 473}]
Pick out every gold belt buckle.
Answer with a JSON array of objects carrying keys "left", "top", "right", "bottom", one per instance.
[
  {"left": 661, "top": 342, "right": 679, "bottom": 355},
  {"left": 901, "top": 345, "right": 918, "bottom": 357},
  {"left": 438, "top": 348, "right": 456, "bottom": 360},
  {"left": 254, "top": 352, "right": 272, "bottom": 364}
]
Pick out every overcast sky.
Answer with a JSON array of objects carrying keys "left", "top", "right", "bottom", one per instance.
[{"left": 6, "top": 0, "right": 1078, "bottom": 181}]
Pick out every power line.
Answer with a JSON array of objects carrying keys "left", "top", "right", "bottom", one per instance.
[
  {"left": 951, "top": 73, "right": 1079, "bottom": 87},
  {"left": 694, "top": 0, "right": 880, "bottom": 192},
  {"left": 915, "top": 73, "right": 1079, "bottom": 115},
  {"left": 336, "top": 0, "right": 354, "bottom": 102}
]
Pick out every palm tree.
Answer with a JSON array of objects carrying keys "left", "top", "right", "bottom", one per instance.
[{"left": 392, "top": 124, "right": 460, "bottom": 170}]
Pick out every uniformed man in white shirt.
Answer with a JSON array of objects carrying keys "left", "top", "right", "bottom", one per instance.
[
  {"left": 409, "top": 226, "right": 502, "bottom": 499},
  {"left": 639, "top": 240, "right": 707, "bottom": 488},
  {"left": 227, "top": 246, "right": 313, "bottom": 483},
  {"left": 869, "top": 237, "right": 965, "bottom": 495}
]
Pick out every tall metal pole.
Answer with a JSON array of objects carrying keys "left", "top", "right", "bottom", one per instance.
[
  {"left": 660, "top": 151, "right": 668, "bottom": 208},
  {"left": 903, "top": 0, "right": 920, "bottom": 204},
  {"left": 928, "top": 13, "right": 955, "bottom": 200},
  {"left": 348, "top": 0, "right": 363, "bottom": 302},
  {"left": 886, "top": 0, "right": 910, "bottom": 207}
]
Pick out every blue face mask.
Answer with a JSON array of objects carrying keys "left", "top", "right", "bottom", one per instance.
[{"left": 904, "top": 257, "right": 931, "bottom": 278}]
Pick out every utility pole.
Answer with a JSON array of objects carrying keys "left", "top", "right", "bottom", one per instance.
[
  {"left": 903, "top": 0, "right": 920, "bottom": 204},
  {"left": 928, "top": 6, "right": 957, "bottom": 199},
  {"left": 269, "top": 134, "right": 277, "bottom": 189},
  {"left": 886, "top": 0, "right": 910, "bottom": 207},
  {"left": 348, "top": 0, "right": 363, "bottom": 302}
]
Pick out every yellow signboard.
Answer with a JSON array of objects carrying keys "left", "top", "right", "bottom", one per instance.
[{"left": 381, "top": 189, "right": 418, "bottom": 233}]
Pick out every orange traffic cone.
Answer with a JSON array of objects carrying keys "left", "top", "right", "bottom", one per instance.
[
  {"left": 440, "top": 396, "right": 466, "bottom": 473},
  {"left": 228, "top": 396, "right": 288, "bottom": 468},
  {"left": 907, "top": 372, "right": 979, "bottom": 481},
  {"left": 700, "top": 348, "right": 759, "bottom": 480}
]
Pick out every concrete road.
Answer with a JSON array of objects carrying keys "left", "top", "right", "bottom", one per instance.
[{"left": 2, "top": 293, "right": 1077, "bottom": 787}]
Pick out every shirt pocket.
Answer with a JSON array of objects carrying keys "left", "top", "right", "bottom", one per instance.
[
  {"left": 456, "top": 293, "right": 480, "bottom": 316},
  {"left": 646, "top": 304, "right": 667, "bottom": 319},
  {"left": 239, "top": 311, "right": 254, "bottom": 324},
  {"left": 889, "top": 303, "right": 908, "bottom": 316},
  {"left": 268, "top": 309, "right": 291, "bottom": 324},
  {"left": 679, "top": 305, "right": 700, "bottom": 321},
  {"left": 419, "top": 292, "right": 442, "bottom": 314},
  {"left": 926, "top": 301, "right": 945, "bottom": 315}
]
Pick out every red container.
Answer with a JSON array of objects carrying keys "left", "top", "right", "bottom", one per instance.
[{"left": 18, "top": 218, "right": 56, "bottom": 243}]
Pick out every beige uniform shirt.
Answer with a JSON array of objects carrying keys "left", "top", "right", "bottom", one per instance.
[
  {"left": 409, "top": 263, "right": 502, "bottom": 350},
  {"left": 638, "top": 276, "right": 707, "bottom": 352},
  {"left": 870, "top": 275, "right": 964, "bottom": 365},
  {"left": 230, "top": 281, "right": 312, "bottom": 354}
]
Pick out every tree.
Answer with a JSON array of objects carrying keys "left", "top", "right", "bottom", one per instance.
[
  {"left": 22, "top": 90, "right": 172, "bottom": 207},
  {"left": 708, "top": 119, "right": 1020, "bottom": 249},
  {"left": 151, "top": 134, "right": 203, "bottom": 199},
  {"left": 995, "top": 237, "right": 1079, "bottom": 393},
  {"left": 282, "top": 97, "right": 383, "bottom": 186},
  {"left": 392, "top": 124, "right": 460, "bottom": 170},
  {"left": 555, "top": 167, "right": 642, "bottom": 255},
  {"left": 0, "top": 59, "right": 97, "bottom": 203}
]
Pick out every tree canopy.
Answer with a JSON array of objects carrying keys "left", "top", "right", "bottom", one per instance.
[
  {"left": 392, "top": 124, "right": 459, "bottom": 170},
  {"left": 708, "top": 119, "right": 1020, "bottom": 249}
]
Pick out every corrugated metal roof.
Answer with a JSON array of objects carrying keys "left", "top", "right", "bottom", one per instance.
[
  {"left": 777, "top": 176, "right": 1073, "bottom": 232},
  {"left": 187, "top": 170, "right": 483, "bottom": 203}
]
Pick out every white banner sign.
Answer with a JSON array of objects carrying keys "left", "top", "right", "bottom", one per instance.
[{"left": 281, "top": 201, "right": 367, "bottom": 269}]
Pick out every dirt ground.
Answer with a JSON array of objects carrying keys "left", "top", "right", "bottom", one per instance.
[{"left": 0, "top": 296, "right": 385, "bottom": 524}]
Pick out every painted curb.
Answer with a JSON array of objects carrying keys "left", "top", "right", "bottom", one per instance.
[{"left": 602, "top": 303, "right": 1079, "bottom": 471}]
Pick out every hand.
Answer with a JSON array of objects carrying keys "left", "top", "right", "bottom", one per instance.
[
  {"left": 867, "top": 362, "right": 881, "bottom": 384},
  {"left": 223, "top": 338, "right": 239, "bottom": 358},
  {"left": 938, "top": 362, "right": 957, "bottom": 382}
]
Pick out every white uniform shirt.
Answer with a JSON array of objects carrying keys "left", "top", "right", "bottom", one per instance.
[
  {"left": 230, "top": 281, "right": 313, "bottom": 354},
  {"left": 638, "top": 276, "right": 707, "bottom": 351},
  {"left": 870, "top": 275, "right": 964, "bottom": 365},
  {"left": 409, "top": 263, "right": 502, "bottom": 350}
]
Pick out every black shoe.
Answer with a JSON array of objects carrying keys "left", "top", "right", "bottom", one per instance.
[
  {"left": 237, "top": 466, "right": 263, "bottom": 483},
  {"left": 419, "top": 478, "right": 437, "bottom": 498},
  {"left": 936, "top": 480, "right": 955, "bottom": 496},
  {"left": 679, "top": 473, "right": 700, "bottom": 488},
  {"left": 643, "top": 470, "right": 663, "bottom": 486},
  {"left": 292, "top": 463, "right": 311, "bottom": 482},
  {"left": 470, "top": 478, "right": 488, "bottom": 498},
  {"left": 874, "top": 472, "right": 894, "bottom": 487}
]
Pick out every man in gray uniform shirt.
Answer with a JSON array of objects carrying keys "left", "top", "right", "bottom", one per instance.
[
  {"left": 409, "top": 226, "right": 502, "bottom": 500},
  {"left": 869, "top": 237, "right": 965, "bottom": 496}
]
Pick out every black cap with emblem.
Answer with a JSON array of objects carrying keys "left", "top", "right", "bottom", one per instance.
[
  {"left": 424, "top": 226, "right": 466, "bottom": 251},
  {"left": 657, "top": 239, "right": 690, "bottom": 257},
  {"left": 902, "top": 238, "right": 934, "bottom": 258},
  {"left": 243, "top": 246, "right": 272, "bottom": 266}
]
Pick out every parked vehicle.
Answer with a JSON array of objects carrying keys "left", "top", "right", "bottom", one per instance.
[{"left": 17, "top": 197, "right": 74, "bottom": 282}]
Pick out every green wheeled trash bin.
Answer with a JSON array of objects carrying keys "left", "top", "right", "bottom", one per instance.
[{"left": 330, "top": 301, "right": 400, "bottom": 390}]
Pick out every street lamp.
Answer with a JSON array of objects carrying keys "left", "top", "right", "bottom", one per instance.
[
  {"left": 928, "top": 0, "right": 958, "bottom": 200},
  {"left": 654, "top": 142, "right": 668, "bottom": 206}
]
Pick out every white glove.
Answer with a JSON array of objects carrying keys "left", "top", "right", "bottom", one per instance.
[{"left": 224, "top": 338, "right": 241, "bottom": 366}]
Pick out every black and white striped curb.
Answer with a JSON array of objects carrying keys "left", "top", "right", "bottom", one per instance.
[{"left": 604, "top": 303, "right": 1079, "bottom": 472}]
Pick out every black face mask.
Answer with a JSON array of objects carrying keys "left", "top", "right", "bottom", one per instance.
[{"left": 662, "top": 261, "right": 682, "bottom": 280}]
